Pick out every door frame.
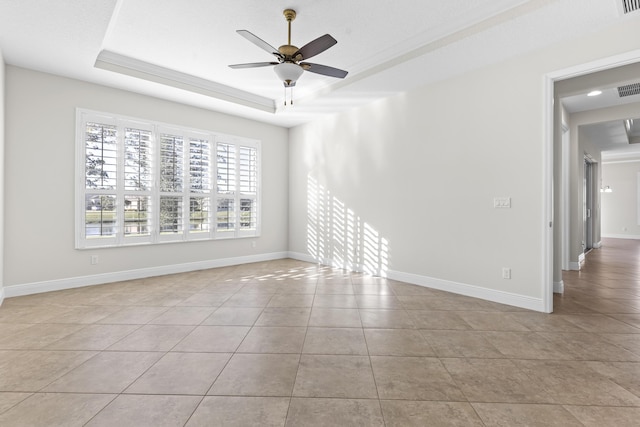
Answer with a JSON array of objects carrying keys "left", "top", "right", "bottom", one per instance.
[
  {"left": 583, "top": 156, "right": 596, "bottom": 253},
  {"left": 543, "top": 48, "right": 640, "bottom": 313},
  {"left": 561, "top": 122, "right": 570, "bottom": 271}
]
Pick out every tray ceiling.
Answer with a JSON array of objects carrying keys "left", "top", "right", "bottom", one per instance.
[{"left": 0, "top": 0, "right": 634, "bottom": 127}]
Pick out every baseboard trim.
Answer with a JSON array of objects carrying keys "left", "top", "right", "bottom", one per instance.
[
  {"left": 288, "top": 252, "right": 336, "bottom": 271},
  {"left": 288, "top": 251, "right": 545, "bottom": 312},
  {"left": 288, "top": 254, "right": 395, "bottom": 278},
  {"left": 553, "top": 280, "right": 565, "bottom": 294},
  {"left": 5, "top": 250, "right": 547, "bottom": 312},
  {"left": 593, "top": 241, "right": 602, "bottom": 249},
  {"left": 388, "top": 269, "right": 545, "bottom": 312},
  {"left": 602, "top": 234, "right": 640, "bottom": 240},
  {"left": 569, "top": 252, "right": 586, "bottom": 271},
  {"left": 4, "top": 252, "right": 289, "bottom": 298}
]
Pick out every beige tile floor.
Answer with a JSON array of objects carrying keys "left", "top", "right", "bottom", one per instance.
[{"left": 0, "top": 238, "right": 639, "bottom": 425}]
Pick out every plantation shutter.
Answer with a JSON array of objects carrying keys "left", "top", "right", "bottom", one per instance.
[
  {"left": 159, "top": 132, "right": 185, "bottom": 237},
  {"left": 123, "top": 127, "right": 152, "bottom": 237},
  {"left": 189, "top": 136, "right": 212, "bottom": 235},
  {"left": 216, "top": 142, "right": 236, "bottom": 235},
  {"left": 76, "top": 108, "right": 260, "bottom": 248},
  {"left": 239, "top": 145, "right": 258, "bottom": 233},
  {"left": 84, "top": 121, "right": 118, "bottom": 241}
]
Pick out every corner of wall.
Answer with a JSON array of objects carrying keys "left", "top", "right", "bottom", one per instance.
[
  {"left": 3, "top": 251, "right": 289, "bottom": 299},
  {"left": 553, "top": 280, "right": 565, "bottom": 294},
  {"left": 0, "top": 46, "right": 5, "bottom": 300},
  {"left": 288, "top": 251, "right": 546, "bottom": 312}
]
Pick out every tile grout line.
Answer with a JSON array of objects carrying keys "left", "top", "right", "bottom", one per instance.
[{"left": 282, "top": 278, "right": 318, "bottom": 426}]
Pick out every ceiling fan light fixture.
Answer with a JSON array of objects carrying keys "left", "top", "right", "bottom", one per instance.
[{"left": 274, "top": 62, "right": 303, "bottom": 87}]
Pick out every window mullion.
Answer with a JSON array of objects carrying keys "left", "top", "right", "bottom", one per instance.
[
  {"left": 152, "top": 124, "right": 161, "bottom": 244},
  {"left": 213, "top": 136, "right": 220, "bottom": 239},
  {"left": 115, "top": 119, "right": 125, "bottom": 245},
  {"left": 209, "top": 143, "right": 215, "bottom": 240},
  {"left": 234, "top": 141, "right": 241, "bottom": 238},
  {"left": 182, "top": 131, "right": 190, "bottom": 240}
]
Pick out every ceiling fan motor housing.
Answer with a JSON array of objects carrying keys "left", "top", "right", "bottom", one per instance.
[{"left": 278, "top": 44, "right": 300, "bottom": 60}]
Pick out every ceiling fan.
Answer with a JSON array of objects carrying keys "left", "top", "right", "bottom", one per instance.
[{"left": 229, "top": 9, "right": 348, "bottom": 104}]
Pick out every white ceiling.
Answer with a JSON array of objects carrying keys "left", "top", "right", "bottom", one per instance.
[
  {"left": 0, "top": 0, "right": 638, "bottom": 128},
  {"left": 562, "top": 86, "right": 640, "bottom": 115},
  {"left": 559, "top": 59, "right": 640, "bottom": 161},
  {"left": 580, "top": 118, "right": 640, "bottom": 161}
]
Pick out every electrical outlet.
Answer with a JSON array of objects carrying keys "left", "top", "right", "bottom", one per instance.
[
  {"left": 90, "top": 255, "right": 99, "bottom": 265},
  {"left": 502, "top": 267, "right": 511, "bottom": 279}
]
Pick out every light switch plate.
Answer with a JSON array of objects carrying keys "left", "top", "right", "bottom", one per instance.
[{"left": 494, "top": 197, "right": 511, "bottom": 208}]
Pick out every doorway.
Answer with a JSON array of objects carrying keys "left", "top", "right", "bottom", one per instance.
[
  {"left": 583, "top": 157, "right": 596, "bottom": 255},
  {"left": 545, "top": 48, "right": 640, "bottom": 313}
]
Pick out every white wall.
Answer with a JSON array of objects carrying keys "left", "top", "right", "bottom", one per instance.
[
  {"left": 288, "top": 16, "right": 640, "bottom": 312},
  {"left": 602, "top": 160, "right": 640, "bottom": 238},
  {"left": 4, "top": 66, "right": 289, "bottom": 293},
  {"left": 0, "top": 48, "right": 5, "bottom": 303}
]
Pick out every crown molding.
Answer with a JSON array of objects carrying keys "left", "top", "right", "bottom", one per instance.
[
  {"left": 602, "top": 152, "right": 640, "bottom": 163},
  {"left": 95, "top": 50, "right": 276, "bottom": 113}
]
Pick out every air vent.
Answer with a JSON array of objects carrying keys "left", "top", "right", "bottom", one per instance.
[
  {"left": 621, "top": 0, "right": 640, "bottom": 14},
  {"left": 618, "top": 82, "right": 640, "bottom": 97}
]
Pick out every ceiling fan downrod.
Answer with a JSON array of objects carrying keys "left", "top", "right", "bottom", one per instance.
[
  {"left": 278, "top": 9, "right": 299, "bottom": 60},
  {"left": 284, "top": 9, "right": 296, "bottom": 46}
]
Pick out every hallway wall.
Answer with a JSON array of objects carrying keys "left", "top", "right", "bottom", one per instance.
[{"left": 602, "top": 160, "right": 640, "bottom": 239}]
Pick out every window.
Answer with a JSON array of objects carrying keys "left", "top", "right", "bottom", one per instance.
[{"left": 76, "top": 109, "right": 260, "bottom": 248}]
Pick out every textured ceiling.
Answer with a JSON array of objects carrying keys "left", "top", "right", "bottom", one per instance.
[{"left": 0, "top": 0, "right": 638, "bottom": 129}]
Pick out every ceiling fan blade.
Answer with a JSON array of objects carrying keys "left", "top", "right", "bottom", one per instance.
[
  {"left": 301, "top": 63, "right": 348, "bottom": 79},
  {"left": 229, "top": 62, "right": 278, "bottom": 69},
  {"left": 236, "top": 30, "right": 283, "bottom": 59},
  {"left": 294, "top": 34, "right": 337, "bottom": 60}
]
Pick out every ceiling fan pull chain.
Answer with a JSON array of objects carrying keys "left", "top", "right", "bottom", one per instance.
[{"left": 283, "top": 85, "right": 295, "bottom": 106}]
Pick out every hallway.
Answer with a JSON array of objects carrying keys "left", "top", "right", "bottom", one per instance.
[{"left": 558, "top": 237, "right": 640, "bottom": 318}]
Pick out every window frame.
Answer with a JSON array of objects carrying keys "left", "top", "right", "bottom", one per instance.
[{"left": 75, "top": 109, "right": 261, "bottom": 249}]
